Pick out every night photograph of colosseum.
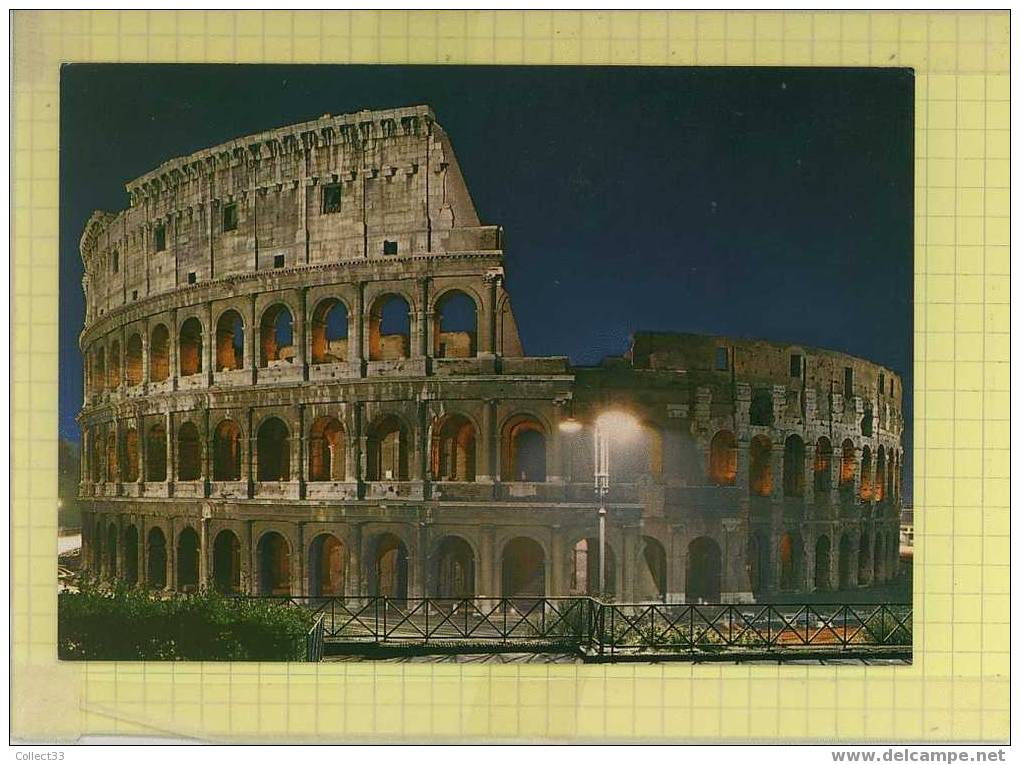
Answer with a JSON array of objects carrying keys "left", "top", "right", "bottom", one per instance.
[{"left": 58, "top": 65, "right": 912, "bottom": 662}]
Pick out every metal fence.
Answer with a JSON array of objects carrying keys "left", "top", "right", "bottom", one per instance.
[
  {"left": 305, "top": 614, "right": 326, "bottom": 661},
  {"left": 242, "top": 596, "right": 911, "bottom": 660}
]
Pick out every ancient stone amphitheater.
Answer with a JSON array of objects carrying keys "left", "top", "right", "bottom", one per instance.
[{"left": 77, "top": 105, "right": 904, "bottom": 603}]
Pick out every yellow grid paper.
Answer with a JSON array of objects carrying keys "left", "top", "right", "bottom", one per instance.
[{"left": 11, "top": 10, "right": 1010, "bottom": 743}]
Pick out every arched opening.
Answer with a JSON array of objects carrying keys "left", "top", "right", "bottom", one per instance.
[
  {"left": 308, "top": 534, "right": 345, "bottom": 597},
  {"left": 839, "top": 439, "right": 856, "bottom": 489},
  {"left": 814, "top": 437, "right": 833, "bottom": 493},
  {"left": 94, "top": 346, "right": 106, "bottom": 393},
  {"left": 873, "top": 534, "right": 886, "bottom": 584},
  {"left": 367, "top": 415, "right": 408, "bottom": 481},
  {"left": 309, "top": 416, "right": 346, "bottom": 481},
  {"left": 749, "top": 389, "right": 774, "bottom": 426},
  {"left": 838, "top": 533, "right": 854, "bottom": 590},
  {"left": 502, "top": 416, "right": 547, "bottom": 482},
  {"left": 177, "top": 421, "right": 202, "bottom": 482},
  {"left": 369, "top": 533, "right": 408, "bottom": 599},
  {"left": 146, "top": 527, "right": 167, "bottom": 588},
  {"left": 123, "top": 526, "right": 138, "bottom": 585},
  {"left": 501, "top": 537, "right": 545, "bottom": 598},
  {"left": 638, "top": 536, "right": 667, "bottom": 602},
  {"left": 125, "top": 334, "right": 143, "bottom": 386},
  {"left": 431, "top": 414, "right": 476, "bottom": 481},
  {"left": 259, "top": 304, "right": 295, "bottom": 367},
  {"left": 105, "top": 431, "right": 118, "bottom": 483},
  {"left": 748, "top": 531, "right": 770, "bottom": 595},
  {"left": 106, "top": 525, "right": 118, "bottom": 579},
  {"left": 749, "top": 435, "right": 772, "bottom": 497},
  {"left": 368, "top": 294, "right": 411, "bottom": 361},
  {"left": 256, "top": 417, "right": 290, "bottom": 482},
  {"left": 860, "top": 446, "right": 873, "bottom": 500},
  {"left": 178, "top": 317, "right": 204, "bottom": 376},
  {"left": 108, "top": 340, "right": 121, "bottom": 390},
  {"left": 783, "top": 435, "right": 806, "bottom": 498},
  {"left": 213, "top": 420, "right": 242, "bottom": 481},
  {"left": 122, "top": 428, "right": 139, "bottom": 483},
  {"left": 875, "top": 446, "right": 887, "bottom": 502},
  {"left": 150, "top": 324, "right": 170, "bottom": 382},
  {"left": 814, "top": 536, "right": 831, "bottom": 591},
  {"left": 709, "top": 430, "right": 737, "bottom": 485},
  {"left": 857, "top": 533, "right": 872, "bottom": 586},
  {"left": 215, "top": 310, "right": 245, "bottom": 371},
  {"left": 779, "top": 532, "right": 802, "bottom": 590},
  {"left": 257, "top": 531, "right": 291, "bottom": 595},
  {"left": 433, "top": 536, "right": 475, "bottom": 599},
  {"left": 213, "top": 530, "right": 241, "bottom": 594},
  {"left": 569, "top": 538, "right": 617, "bottom": 596},
  {"left": 310, "top": 298, "right": 349, "bottom": 364},
  {"left": 434, "top": 291, "right": 477, "bottom": 358},
  {"left": 686, "top": 537, "right": 722, "bottom": 603},
  {"left": 176, "top": 527, "right": 200, "bottom": 591},
  {"left": 146, "top": 423, "right": 167, "bottom": 482}
]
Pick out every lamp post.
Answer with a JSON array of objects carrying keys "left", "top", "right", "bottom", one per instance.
[{"left": 560, "top": 410, "right": 638, "bottom": 599}]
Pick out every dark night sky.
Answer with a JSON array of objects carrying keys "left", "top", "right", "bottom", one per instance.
[{"left": 59, "top": 64, "right": 914, "bottom": 502}]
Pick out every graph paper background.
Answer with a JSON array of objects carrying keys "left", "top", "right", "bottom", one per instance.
[{"left": 11, "top": 10, "right": 1009, "bottom": 743}]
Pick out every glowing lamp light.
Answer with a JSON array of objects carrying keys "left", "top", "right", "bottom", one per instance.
[
  {"left": 558, "top": 417, "right": 583, "bottom": 434},
  {"left": 595, "top": 410, "right": 640, "bottom": 440}
]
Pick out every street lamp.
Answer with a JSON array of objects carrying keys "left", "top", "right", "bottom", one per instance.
[{"left": 559, "top": 409, "right": 639, "bottom": 598}]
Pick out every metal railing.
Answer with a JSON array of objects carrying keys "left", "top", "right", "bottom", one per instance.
[{"left": 240, "top": 596, "right": 911, "bottom": 660}]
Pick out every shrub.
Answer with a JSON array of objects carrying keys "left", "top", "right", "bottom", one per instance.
[{"left": 59, "top": 579, "right": 315, "bottom": 661}]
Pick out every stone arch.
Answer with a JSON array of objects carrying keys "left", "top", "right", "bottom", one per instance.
[
  {"left": 122, "top": 427, "right": 139, "bottom": 483},
  {"left": 501, "top": 536, "right": 545, "bottom": 598},
  {"left": 366, "top": 414, "right": 409, "bottom": 481},
  {"left": 568, "top": 537, "right": 617, "bottom": 596},
  {"left": 150, "top": 324, "right": 170, "bottom": 382},
  {"left": 814, "top": 535, "right": 831, "bottom": 591},
  {"left": 433, "top": 289, "right": 478, "bottom": 358},
  {"left": 749, "top": 388, "right": 774, "bottom": 427},
  {"left": 783, "top": 434, "right": 806, "bottom": 498},
  {"left": 146, "top": 527, "right": 167, "bottom": 588},
  {"left": 839, "top": 438, "right": 856, "bottom": 488},
  {"left": 686, "top": 536, "right": 722, "bottom": 603},
  {"left": 308, "top": 533, "right": 346, "bottom": 597},
  {"left": 256, "top": 416, "right": 291, "bottom": 482},
  {"left": 215, "top": 309, "right": 245, "bottom": 371},
  {"left": 432, "top": 535, "right": 476, "bottom": 599},
  {"left": 213, "top": 529, "right": 241, "bottom": 594},
  {"left": 309, "top": 416, "right": 346, "bottom": 482},
  {"left": 367, "top": 532, "right": 408, "bottom": 599},
  {"left": 310, "top": 297, "right": 349, "bottom": 364},
  {"left": 860, "top": 446, "right": 873, "bottom": 500},
  {"left": 213, "top": 419, "right": 242, "bottom": 481},
  {"left": 177, "top": 421, "right": 202, "bottom": 482},
  {"left": 125, "top": 333, "right": 143, "bottom": 386},
  {"left": 256, "top": 530, "right": 291, "bottom": 595},
  {"left": 176, "top": 526, "right": 200, "bottom": 591},
  {"left": 259, "top": 303, "right": 295, "bottom": 368},
  {"left": 368, "top": 293, "right": 411, "bottom": 361},
  {"left": 814, "top": 437, "right": 833, "bottom": 493},
  {"left": 501, "top": 414, "right": 547, "bottom": 482},
  {"left": 779, "top": 532, "right": 803, "bottom": 590},
  {"left": 749, "top": 435, "right": 772, "bottom": 497},
  {"left": 178, "top": 317, "right": 204, "bottom": 376},
  {"left": 638, "top": 536, "right": 667, "bottom": 602},
  {"left": 107, "top": 339, "right": 121, "bottom": 390},
  {"left": 430, "top": 413, "right": 477, "bottom": 481},
  {"left": 146, "top": 422, "right": 167, "bottom": 482},
  {"left": 875, "top": 446, "right": 887, "bottom": 502},
  {"left": 709, "top": 430, "right": 737, "bottom": 486},
  {"left": 123, "top": 525, "right": 138, "bottom": 585}
]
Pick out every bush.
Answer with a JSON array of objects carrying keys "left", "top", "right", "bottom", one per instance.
[{"left": 59, "top": 579, "right": 315, "bottom": 661}]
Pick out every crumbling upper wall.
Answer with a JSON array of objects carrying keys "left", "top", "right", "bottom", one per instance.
[{"left": 79, "top": 105, "right": 503, "bottom": 327}]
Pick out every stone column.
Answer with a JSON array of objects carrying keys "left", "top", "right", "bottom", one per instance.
[
  {"left": 165, "top": 409, "right": 175, "bottom": 488},
  {"left": 621, "top": 527, "right": 639, "bottom": 602},
  {"left": 484, "top": 273, "right": 500, "bottom": 356},
  {"left": 167, "top": 516, "right": 177, "bottom": 591},
  {"left": 295, "top": 287, "right": 308, "bottom": 374},
  {"left": 136, "top": 412, "right": 146, "bottom": 491},
  {"left": 349, "top": 281, "right": 364, "bottom": 376},
  {"left": 348, "top": 523, "right": 362, "bottom": 600},
  {"left": 803, "top": 532, "right": 816, "bottom": 592},
  {"left": 721, "top": 518, "right": 753, "bottom": 603},
  {"left": 294, "top": 523, "right": 305, "bottom": 597},
  {"left": 413, "top": 278, "right": 430, "bottom": 360},
  {"left": 204, "top": 302, "right": 213, "bottom": 385},
  {"left": 246, "top": 407, "right": 255, "bottom": 496},
  {"left": 246, "top": 293, "right": 257, "bottom": 384},
  {"left": 549, "top": 530, "right": 565, "bottom": 597},
  {"left": 137, "top": 515, "right": 147, "bottom": 587},
  {"left": 295, "top": 404, "right": 305, "bottom": 495},
  {"left": 169, "top": 308, "right": 179, "bottom": 389},
  {"left": 199, "top": 515, "right": 209, "bottom": 590},
  {"left": 243, "top": 520, "right": 254, "bottom": 594},
  {"left": 671, "top": 528, "right": 687, "bottom": 604},
  {"left": 481, "top": 526, "right": 496, "bottom": 602}
]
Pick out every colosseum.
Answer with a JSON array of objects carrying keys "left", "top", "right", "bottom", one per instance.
[{"left": 76, "top": 104, "right": 904, "bottom": 604}]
